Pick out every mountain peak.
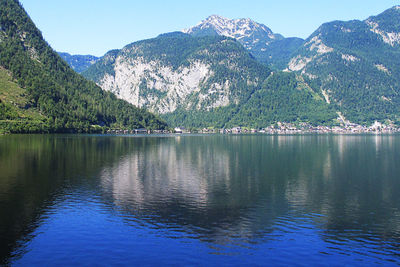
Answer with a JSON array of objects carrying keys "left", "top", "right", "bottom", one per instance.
[
  {"left": 205, "top": 14, "right": 228, "bottom": 21},
  {"left": 182, "top": 15, "right": 302, "bottom": 69},
  {"left": 183, "top": 15, "right": 276, "bottom": 40}
]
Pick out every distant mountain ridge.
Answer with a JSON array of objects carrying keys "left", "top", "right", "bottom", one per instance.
[
  {"left": 183, "top": 15, "right": 304, "bottom": 69},
  {"left": 58, "top": 52, "right": 98, "bottom": 73}
]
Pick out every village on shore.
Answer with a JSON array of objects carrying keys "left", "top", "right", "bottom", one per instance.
[
  {"left": 179, "top": 121, "right": 400, "bottom": 134},
  {"left": 107, "top": 121, "right": 400, "bottom": 135}
]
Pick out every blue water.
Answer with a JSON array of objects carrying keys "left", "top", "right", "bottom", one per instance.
[{"left": 1, "top": 134, "right": 400, "bottom": 266}]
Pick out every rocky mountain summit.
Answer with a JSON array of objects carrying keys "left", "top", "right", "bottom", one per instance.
[{"left": 183, "top": 15, "right": 304, "bottom": 69}]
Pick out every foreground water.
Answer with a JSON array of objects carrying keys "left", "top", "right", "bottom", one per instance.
[{"left": 0, "top": 134, "right": 400, "bottom": 266}]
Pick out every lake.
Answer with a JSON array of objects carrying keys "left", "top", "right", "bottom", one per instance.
[{"left": 0, "top": 134, "right": 400, "bottom": 266}]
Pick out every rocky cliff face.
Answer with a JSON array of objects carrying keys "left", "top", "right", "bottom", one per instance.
[
  {"left": 83, "top": 33, "right": 270, "bottom": 115},
  {"left": 98, "top": 58, "right": 213, "bottom": 113}
]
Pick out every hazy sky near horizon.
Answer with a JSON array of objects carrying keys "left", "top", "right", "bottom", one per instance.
[{"left": 19, "top": 0, "right": 399, "bottom": 56}]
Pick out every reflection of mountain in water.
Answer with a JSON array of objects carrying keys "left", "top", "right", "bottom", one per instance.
[
  {"left": 0, "top": 136, "right": 150, "bottom": 264},
  {"left": 100, "top": 135, "right": 400, "bottom": 250},
  {"left": 1, "top": 135, "right": 400, "bottom": 264}
]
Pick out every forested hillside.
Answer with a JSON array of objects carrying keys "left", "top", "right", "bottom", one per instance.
[
  {"left": 287, "top": 6, "right": 400, "bottom": 124},
  {"left": 0, "top": 0, "right": 167, "bottom": 133},
  {"left": 227, "top": 72, "right": 337, "bottom": 128}
]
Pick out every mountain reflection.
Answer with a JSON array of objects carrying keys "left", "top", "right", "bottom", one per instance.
[
  {"left": 1, "top": 134, "right": 400, "bottom": 264},
  {"left": 99, "top": 135, "right": 400, "bottom": 249},
  {"left": 0, "top": 135, "right": 154, "bottom": 264}
]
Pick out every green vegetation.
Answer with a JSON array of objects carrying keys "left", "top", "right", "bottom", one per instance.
[
  {"left": 227, "top": 72, "right": 337, "bottom": 127},
  {"left": 162, "top": 73, "right": 337, "bottom": 128},
  {"left": 0, "top": 0, "right": 167, "bottom": 133},
  {"left": 252, "top": 37, "right": 305, "bottom": 70},
  {"left": 0, "top": 67, "right": 50, "bottom": 133},
  {"left": 291, "top": 7, "right": 400, "bottom": 125},
  {"left": 162, "top": 106, "right": 239, "bottom": 129}
]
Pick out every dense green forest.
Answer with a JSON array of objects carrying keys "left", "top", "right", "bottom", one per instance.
[
  {"left": 289, "top": 6, "right": 400, "bottom": 125},
  {"left": 163, "top": 73, "right": 337, "bottom": 128},
  {"left": 227, "top": 72, "right": 337, "bottom": 127},
  {"left": 0, "top": 0, "right": 167, "bottom": 133}
]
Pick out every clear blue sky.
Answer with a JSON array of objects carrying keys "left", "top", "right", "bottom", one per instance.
[{"left": 19, "top": 0, "right": 399, "bottom": 56}]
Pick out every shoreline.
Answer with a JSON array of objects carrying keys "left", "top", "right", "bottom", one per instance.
[{"left": 2, "top": 132, "right": 400, "bottom": 137}]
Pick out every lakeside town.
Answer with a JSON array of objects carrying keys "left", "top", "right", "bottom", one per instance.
[
  {"left": 107, "top": 121, "right": 400, "bottom": 135},
  {"left": 187, "top": 121, "right": 400, "bottom": 134}
]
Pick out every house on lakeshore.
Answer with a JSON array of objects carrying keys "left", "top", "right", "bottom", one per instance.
[
  {"left": 174, "top": 127, "right": 187, "bottom": 134},
  {"left": 231, "top": 127, "right": 242, "bottom": 134},
  {"left": 133, "top": 128, "right": 148, "bottom": 134}
]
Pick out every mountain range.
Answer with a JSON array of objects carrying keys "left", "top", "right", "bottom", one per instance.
[
  {"left": 82, "top": 6, "right": 400, "bottom": 128},
  {"left": 1, "top": 1, "right": 400, "bottom": 133},
  {"left": 82, "top": 32, "right": 334, "bottom": 128}
]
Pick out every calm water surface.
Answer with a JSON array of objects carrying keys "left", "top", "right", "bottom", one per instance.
[{"left": 0, "top": 134, "right": 400, "bottom": 266}]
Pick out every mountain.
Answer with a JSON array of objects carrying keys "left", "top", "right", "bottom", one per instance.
[
  {"left": 83, "top": 32, "right": 270, "bottom": 127},
  {"left": 83, "top": 7, "right": 400, "bottom": 128},
  {"left": 287, "top": 6, "right": 400, "bottom": 124},
  {"left": 0, "top": 0, "right": 167, "bottom": 133},
  {"left": 83, "top": 32, "right": 335, "bottom": 128},
  {"left": 58, "top": 52, "right": 99, "bottom": 73},
  {"left": 182, "top": 15, "right": 304, "bottom": 69}
]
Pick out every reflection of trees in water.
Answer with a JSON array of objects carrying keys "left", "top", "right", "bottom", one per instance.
[
  {"left": 1, "top": 135, "right": 400, "bottom": 263},
  {"left": 101, "top": 135, "right": 400, "bottom": 250},
  {"left": 321, "top": 135, "right": 400, "bottom": 249},
  {"left": 283, "top": 135, "right": 400, "bottom": 250},
  {"left": 0, "top": 135, "right": 146, "bottom": 265},
  {"left": 100, "top": 135, "right": 317, "bottom": 244}
]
